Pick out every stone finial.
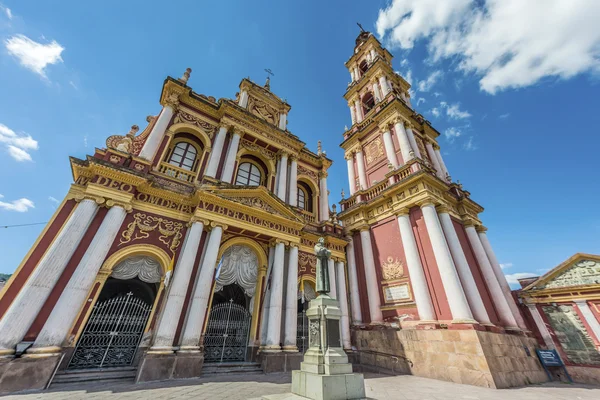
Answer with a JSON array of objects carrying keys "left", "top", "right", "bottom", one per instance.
[
  {"left": 180, "top": 68, "right": 192, "bottom": 84},
  {"left": 317, "top": 140, "right": 323, "bottom": 155},
  {"left": 127, "top": 125, "right": 139, "bottom": 137},
  {"left": 445, "top": 173, "right": 452, "bottom": 183},
  {"left": 344, "top": 125, "right": 348, "bottom": 131},
  {"left": 265, "top": 76, "right": 271, "bottom": 90},
  {"left": 341, "top": 189, "right": 345, "bottom": 199}
]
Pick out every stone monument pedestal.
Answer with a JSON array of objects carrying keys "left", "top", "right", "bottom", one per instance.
[{"left": 264, "top": 295, "right": 365, "bottom": 400}]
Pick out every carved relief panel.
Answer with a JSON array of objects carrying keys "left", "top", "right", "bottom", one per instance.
[
  {"left": 248, "top": 96, "right": 279, "bottom": 125},
  {"left": 364, "top": 137, "right": 385, "bottom": 165}
]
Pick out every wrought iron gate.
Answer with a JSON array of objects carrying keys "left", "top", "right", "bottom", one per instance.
[
  {"left": 68, "top": 292, "right": 152, "bottom": 369},
  {"left": 203, "top": 300, "right": 251, "bottom": 363},
  {"left": 297, "top": 310, "right": 309, "bottom": 353}
]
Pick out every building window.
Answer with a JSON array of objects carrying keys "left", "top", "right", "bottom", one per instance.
[
  {"left": 235, "top": 162, "right": 262, "bottom": 186},
  {"left": 362, "top": 92, "right": 375, "bottom": 115},
  {"left": 168, "top": 142, "right": 197, "bottom": 171},
  {"left": 359, "top": 60, "right": 369, "bottom": 75},
  {"left": 298, "top": 187, "right": 307, "bottom": 210}
]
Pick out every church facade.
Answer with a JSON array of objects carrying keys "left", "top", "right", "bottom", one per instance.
[{"left": 0, "top": 31, "right": 553, "bottom": 392}]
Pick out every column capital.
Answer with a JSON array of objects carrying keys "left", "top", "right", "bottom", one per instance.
[
  {"left": 475, "top": 225, "right": 488, "bottom": 233},
  {"left": 462, "top": 218, "right": 478, "bottom": 228},
  {"left": 188, "top": 217, "right": 210, "bottom": 227},
  {"left": 74, "top": 194, "right": 106, "bottom": 205},
  {"left": 395, "top": 207, "right": 410, "bottom": 216},
  {"left": 289, "top": 154, "right": 298, "bottom": 162},
  {"left": 220, "top": 122, "right": 233, "bottom": 132},
  {"left": 358, "top": 224, "right": 370, "bottom": 232},
  {"left": 436, "top": 204, "right": 451, "bottom": 214},
  {"left": 344, "top": 152, "right": 354, "bottom": 160},
  {"left": 277, "top": 150, "right": 289, "bottom": 159},
  {"left": 274, "top": 238, "right": 289, "bottom": 246},
  {"left": 288, "top": 242, "right": 299, "bottom": 248},
  {"left": 318, "top": 171, "right": 328, "bottom": 179},
  {"left": 210, "top": 221, "right": 228, "bottom": 230},
  {"left": 105, "top": 199, "right": 133, "bottom": 212},
  {"left": 163, "top": 90, "right": 181, "bottom": 110},
  {"left": 418, "top": 200, "right": 437, "bottom": 209},
  {"left": 404, "top": 121, "right": 414, "bottom": 130}
]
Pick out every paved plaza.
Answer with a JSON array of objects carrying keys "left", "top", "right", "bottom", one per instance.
[{"left": 1, "top": 372, "right": 599, "bottom": 400}]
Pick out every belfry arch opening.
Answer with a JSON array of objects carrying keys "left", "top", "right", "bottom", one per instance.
[{"left": 362, "top": 92, "right": 375, "bottom": 115}]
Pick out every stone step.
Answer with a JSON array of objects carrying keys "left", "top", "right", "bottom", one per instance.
[
  {"left": 202, "top": 362, "right": 263, "bottom": 375},
  {"left": 50, "top": 367, "right": 137, "bottom": 387}
]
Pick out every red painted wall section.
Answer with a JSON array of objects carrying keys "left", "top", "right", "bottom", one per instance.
[
  {"left": 390, "top": 125, "right": 405, "bottom": 165},
  {"left": 0, "top": 199, "right": 77, "bottom": 320},
  {"left": 370, "top": 216, "right": 418, "bottom": 320},
  {"left": 452, "top": 219, "right": 502, "bottom": 325},
  {"left": 410, "top": 207, "right": 452, "bottom": 321},
  {"left": 352, "top": 231, "right": 371, "bottom": 323},
  {"left": 366, "top": 158, "right": 388, "bottom": 187},
  {"left": 70, "top": 282, "right": 101, "bottom": 337},
  {"left": 24, "top": 207, "right": 108, "bottom": 341}
]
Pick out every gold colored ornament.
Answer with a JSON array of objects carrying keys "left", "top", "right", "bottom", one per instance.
[
  {"left": 381, "top": 256, "right": 404, "bottom": 281},
  {"left": 119, "top": 213, "right": 184, "bottom": 255}
]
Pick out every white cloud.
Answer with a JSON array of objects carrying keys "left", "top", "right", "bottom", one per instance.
[
  {"left": 416, "top": 97, "right": 426, "bottom": 106},
  {"left": 499, "top": 113, "right": 510, "bottom": 119},
  {"left": 463, "top": 136, "right": 476, "bottom": 151},
  {"left": 417, "top": 70, "right": 442, "bottom": 92},
  {"left": 48, "top": 196, "right": 60, "bottom": 205},
  {"left": 430, "top": 107, "right": 440, "bottom": 117},
  {"left": 440, "top": 101, "right": 471, "bottom": 119},
  {"left": 400, "top": 58, "right": 409, "bottom": 67},
  {"left": 504, "top": 272, "right": 538, "bottom": 285},
  {"left": 433, "top": 92, "right": 442, "bottom": 97},
  {"left": 0, "top": 194, "right": 34, "bottom": 212},
  {"left": 376, "top": 0, "right": 600, "bottom": 94},
  {"left": 1, "top": 4, "right": 11, "bottom": 19},
  {"left": 4, "top": 34, "right": 64, "bottom": 78},
  {"left": 443, "top": 127, "right": 461, "bottom": 142},
  {"left": 0, "top": 123, "right": 39, "bottom": 162},
  {"left": 500, "top": 262, "right": 513, "bottom": 269}
]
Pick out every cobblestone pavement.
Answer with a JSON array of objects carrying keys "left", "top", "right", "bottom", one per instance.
[{"left": 1, "top": 373, "right": 599, "bottom": 400}]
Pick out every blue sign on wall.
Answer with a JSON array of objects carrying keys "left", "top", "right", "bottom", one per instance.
[{"left": 536, "top": 349, "right": 564, "bottom": 367}]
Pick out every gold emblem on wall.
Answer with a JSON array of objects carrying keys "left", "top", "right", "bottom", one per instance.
[
  {"left": 381, "top": 256, "right": 404, "bottom": 281},
  {"left": 365, "top": 137, "right": 384, "bottom": 165},
  {"left": 299, "top": 251, "right": 317, "bottom": 275},
  {"left": 119, "top": 213, "right": 184, "bottom": 255},
  {"left": 248, "top": 96, "right": 279, "bottom": 125}
]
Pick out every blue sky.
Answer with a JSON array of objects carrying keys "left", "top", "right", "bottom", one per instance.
[{"left": 0, "top": 1, "right": 599, "bottom": 287}]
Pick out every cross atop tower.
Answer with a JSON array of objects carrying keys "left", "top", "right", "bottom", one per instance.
[{"left": 264, "top": 68, "right": 274, "bottom": 90}]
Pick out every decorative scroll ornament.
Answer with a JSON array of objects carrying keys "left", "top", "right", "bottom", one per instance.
[
  {"left": 299, "top": 251, "right": 317, "bottom": 274},
  {"left": 298, "top": 165, "right": 318, "bottom": 179},
  {"left": 365, "top": 137, "right": 385, "bottom": 165},
  {"left": 543, "top": 260, "right": 600, "bottom": 289},
  {"left": 214, "top": 245, "right": 259, "bottom": 297},
  {"left": 105, "top": 116, "right": 156, "bottom": 156},
  {"left": 225, "top": 196, "right": 281, "bottom": 216},
  {"left": 173, "top": 109, "right": 217, "bottom": 139},
  {"left": 240, "top": 139, "right": 276, "bottom": 159},
  {"left": 119, "top": 213, "right": 184, "bottom": 255},
  {"left": 381, "top": 256, "right": 404, "bottom": 281},
  {"left": 248, "top": 96, "right": 279, "bottom": 125},
  {"left": 111, "top": 255, "right": 163, "bottom": 283}
]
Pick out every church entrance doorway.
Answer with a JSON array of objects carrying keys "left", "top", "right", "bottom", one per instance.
[
  {"left": 204, "top": 283, "right": 252, "bottom": 363},
  {"left": 296, "top": 280, "right": 316, "bottom": 354},
  {"left": 68, "top": 256, "right": 162, "bottom": 370}
]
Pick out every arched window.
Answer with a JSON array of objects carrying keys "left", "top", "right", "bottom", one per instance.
[
  {"left": 359, "top": 60, "right": 369, "bottom": 75},
  {"left": 168, "top": 142, "right": 197, "bottom": 171},
  {"left": 297, "top": 181, "right": 313, "bottom": 212},
  {"left": 297, "top": 187, "right": 307, "bottom": 210},
  {"left": 362, "top": 92, "right": 375, "bottom": 115},
  {"left": 235, "top": 162, "right": 262, "bottom": 186}
]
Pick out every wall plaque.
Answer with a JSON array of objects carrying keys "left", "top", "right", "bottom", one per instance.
[{"left": 384, "top": 284, "right": 410, "bottom": 302}]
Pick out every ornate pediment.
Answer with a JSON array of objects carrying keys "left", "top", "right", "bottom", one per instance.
[
  {"left": 247, "top": 95, "right": 280, "bottom": 126},
  {"left": 541, "top": 259, "right": 600, "bottom": 289}
]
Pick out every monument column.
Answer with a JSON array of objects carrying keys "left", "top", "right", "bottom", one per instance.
[
  {"left": 139, "top": 101, "right": 177, "bottom": 160},
  {"left": 354, "top": 99, "right": 363, "bottom": 123},
  {"left": 259, "top": 246, "right": 276, "bottom": 348},
  {"left": 396, "top": 209, "right": 436, "bottom": 321},
  {"left": 405, "top": 123, "right": 421, "bottom": 159},
  {"left": 264, "top": 240, "right": 286, "bottom": 351},
  {"left": 437, "top": 209, "right": 491, "bottom": 325},
  {"left": 359, "top": 227, "right": 383, "bottom": 323},
  {"left": 0, "top": 198, "right": 99, "bottom": 355},
  {"left": 527, "top": 304, "right": 556, "bottom": 349},
  {"left": 283, "top": 244, "right": 299, "bottom": 352},
  {"left": 149, "top": 220, "right": 205, "bottom": 352},
  {"left": 381, "top": 126, "right": 399, "bottom": 168},
  {"left": 346, "top": 153, "right": 357, "bottom": 196},
  {"left": 277, "top": 153, "right": 289, "bottom": 202},
  {"left": 29, "top": 203, "right": 129, "bottom": 354},
  {"left": 425, "top": 142, "right": 444, "bottom": 179},
  {"left": 319, "top": 172, "right": 330, "bottom": 221},
  {"left": 205, "top": 125, "right": 229, "bottom": 178},
  {"left": 393, "top": 119, "right": 413, "bottom": 164},
  {"left": 465, "top": 224, "right": 519, "bottom": 329},
  {"left": 327, "top": 258, "right": 337, "bottom": 299},
  {"left": 349, "top": 102, "right": 356, "bottom": 125},
  {"left": 220, "top": 130, "right": 242, "bottom": 183},
  {"left": 477, "top": 227, "right": 528, "bottom": 330},
  {"left": 336, "top": 261, "right": 352, "bottom": 350},
  {"left": 179, "top": 222, "right": 225, "bottom": 350},
  {"left": 288, "top": 156, "right": 298, "bottom": 207},
  {"left": 345, "top": 236, "right": 362, "bottom": 324},
  {"left": 434, "top": 147, "right": 450, "bottom": 181}
]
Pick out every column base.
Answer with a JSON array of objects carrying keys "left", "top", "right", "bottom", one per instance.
[
  {"left": 146, "top": 346, "right": 175, "bottom": 355},
  {"left": 282, "top": 345, "right": 299, "bottom": 353},
  {"left": 177, "top": 345, "right": 201, "bottom": 354},
  {"left": 22, "top": 346, "right": 62, "bottom": 358},
  {"left": 0, "top": 348, "right": 15, "bottom": 358},
  {"left": 261, "top": 345, "right": 282, "bottom": 353}
]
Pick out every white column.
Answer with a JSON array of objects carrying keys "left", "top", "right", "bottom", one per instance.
[
  {"left": 277, "top": 153, "right": 288, "bottom": 201},
  {"left": 288, "top": 157, "right": 298, "bottom": 207},
  {"left": 349, "top": 103, "right": 356, "bottom": 125},
  {"left": 336, "top": 261, "right": 352, "bottom": 349},
  {"left": 205, "top": 125, "right": 228, "bottom": 178},
  {"left": 350, "top": 70, "right": 355, "bottom": 82},
  {"left": 139, "top": 105, "right": 175, "bottom": 160},
  {"left": 575, "top": 301, "right": 600, "bottom": 343},
  {"left": 220, "top": 131, "right": 241, "bottom": 183},
  {"left": 381, "top": 129, "right": 398, "bottom": 168},
  {"left": 30, "top": 205, "right": 127, "bottom": 352},
  {"left": 465, "top": 225, "right": 519, "bottom": 329},
  {"left": 527, "top": 304, "right": 556, "bottom": 349},
  {"left": 150, "top": 220, "right": 204, "bottom": 352},
  {"left": 379, "top": 75, "right": 390, "bottom": 96},
  {"left": 477, "top": 229, "right": 528, "bottom": 330},
  {"left": 355, "top": 151, "right": 368, "bottom": 191},
  {"left": 239, "top": 90, "right": 249, "bottom": 108},
  {"left": 274, "top": 157, "right": 282, "bottom": 196},
  {"left": 421, "top": 204, "right": 474, "bottom": 322},
  {"left": 0, "top": 199, "right": 98, "bottom": 354},
  {"left": 405, "top": 124, "right": 422, "bottom": 159},
  {"left": 359, "top": 228, "right": 383, "bottom": 323},
  {"left": 260, "top": 246, "right": 275, "bottom": 347},
  {"left": 370, "top": 49, "right": 377, "bottom": 61},
  {"left": 179, "top": 224, "right": 224, "bottom": 350},
  {"left": 373, "top": 81, "right": 383, "bottom": 103},
  {"left": 396, "top": 211, "right": 436, "bottom": 321},
  {"left": 438, "top": 211, "right": 491, "bottom": 325},
  {"left": 279, "top": 113, "right": 287, "bottom": 130},
  {"left": 346, "top": 237, "right": 362, "bottom": 324},
  {"left": 354, "top": 99, "right": 363, "bottom": 123},
  {"left": 345, "top": 155, "right": 357, "bottom": 196},
  {"left": 353, "top": 67, "right": 359, "bottom": 81},
  {"left": 327, "top": 258, "right": 337, "bottom": 299},
  {"left": 283, "top": 245, "right": 299, "bottom": 351},
  {"left": 394, "top": 121, "right": 413, "bottom": 165},
  {"left": 426, "top": 142, "right": 444, "bottom": 179},
  {"left": 319, "top": 173, "right": 329, "bottom": 222},
  {"left": 265, "top": 241, "right": 286, "bottom": 351},
  {"left": 434, "top": 149, "right": 450, "bottom": 181}
]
